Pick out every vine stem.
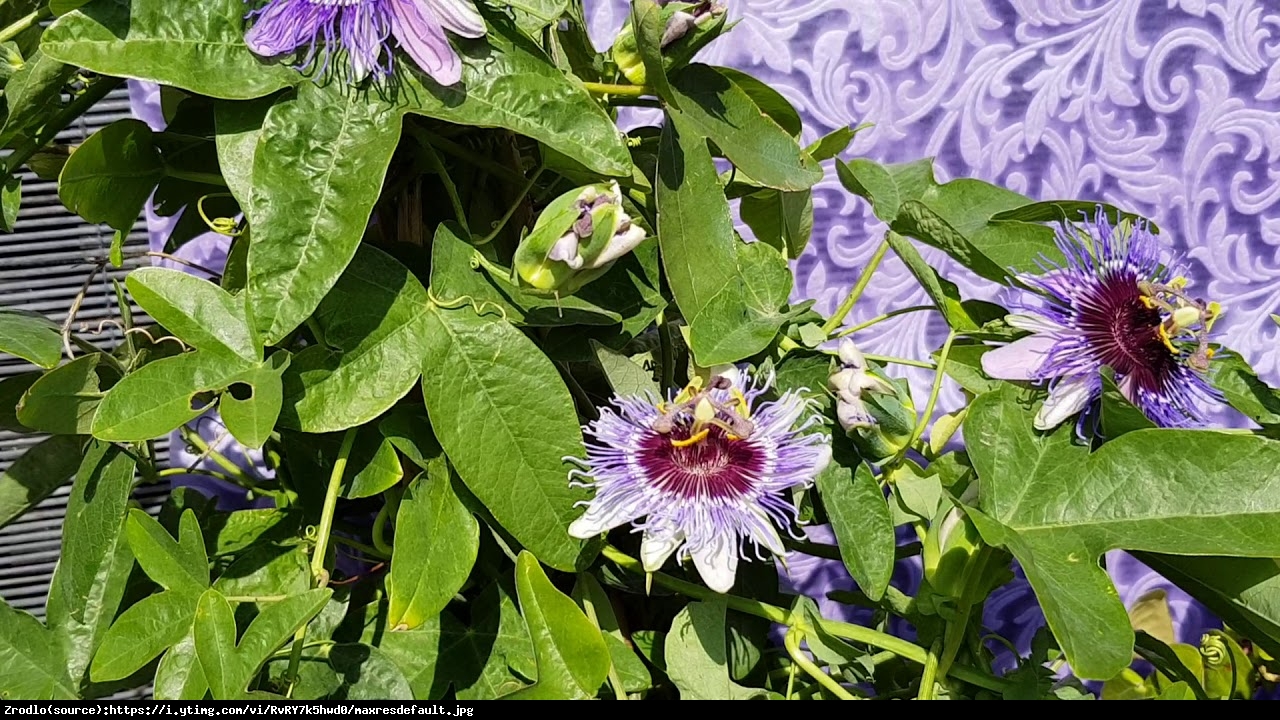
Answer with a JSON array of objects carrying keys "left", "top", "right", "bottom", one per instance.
[
  {"left": 599, "top": 545, "right": 1009, "bottom": 693},
  {"left": 479, "top": 164, "right": 544, "bottom": 245},
  {"left": 821, "top": 236, "right": 890, "bottom": 335},
  {"left": 6, "top": 76, "right": 124, "bottom": 174},
  {"left": 285, "top": 427, "right": 357, "bottom": 698},
  {"left": 164, "top": 166, "right": 227, "bottom": 187},
  {"left": 864, "top": 353, "right": 934, "bottom": 370},
  {"left": 907, "top": 329, "right": 957, "bottom": 449},
  {"left": 917, "top": 639, "right": 943, "bottom": 700},
  {"left": 657, "top": 311, "right": 675, "bottom": 393},
  {"left": 179, "top": 425, "right": 263, "bottom": 487},
  {"left": 582, "top": 81, "right": 653, "bottom": 98},
  {"left": 836, "top": 305, "right": 935, "bottom": 338},
  {"left": 0, "top": 6, "right": 51, "bottom": 45},
  {"left": 785, "top": 626, "right": 860, "bottom": 700},
  {"left": 937, "top": 548, "right": 992, "bottom": 682}
]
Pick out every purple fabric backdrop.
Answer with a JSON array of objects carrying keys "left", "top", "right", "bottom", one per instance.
[{"left": 128, "top": 0, "right": 1280, "bottom": 691}]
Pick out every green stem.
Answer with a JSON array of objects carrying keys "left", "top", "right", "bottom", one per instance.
[
  {"left": 836, "top": 305, "right": 936, "bottom": 338},
  {"left": 937, "top": 549, "right": 991, "bottom": 681},
  {"left": 418, "top": 143, "right": 469, "bottom": 236},
  {"left": 917, "top": 639, "right": 942, "bottom": 700},
  {"left": 600, "top": 545, "right": 1007, "bottom": 693},
  {"left": 372, "top": 491, "right": 398, "bottom": 557},
  {"left": 908, "top": 329, "right": 956, "bottom": 449},
  {"left": 157, "top": 466, "right": 240, "bottom": 486},
  {"left": 479, "top": 164, "right": 544, "bottom": 245},
  {"left": 6, "top": 76, "right": 124, "bottom": 174},
  {"left": 164, "top": 166, "right": 228, "bottom": 187},
  {"left": 863, "top": 353, "right": 934, "bottom": 370},
  {"left": 579, "top": 578, "right": 628, "bottom": 701},
  {"left": 785, "top": 626, "right": 859, "bottom": 700},
  {"left": 286, "top": 427, "right": 357, "bottom": 698},
  {"left": 404, "top": 125, "right": 526, "bottom": 185},
  {"left": 331, "top": 535, "right": 390, "bottom": 561},
  {"left": 607, "top": 97, "right": 663, "bottom": 108},
  {"left": 657, "top": 312, "right": 675, "bottom": 392},
  {"left": 822, "top": 237, "right": 891, "bottom": 335},
  {"left": 178, "top": 426, "right": 265, "bottom": 486},
  {"left": 0, "top": 7, "right": 51, "bottom": 45},
  {"left": 583, "top": 81, "right": 653, "bottom": 98}
]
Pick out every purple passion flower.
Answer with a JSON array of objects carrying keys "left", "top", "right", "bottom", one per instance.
[
  {"left": 982, "top": 209, "right": 1221, "bottom": 431},
  {"left": 567, "top": 369, "right": 832, "bottom": 593},
  {"left": 244, "top": 0, "right": 485, "bottom": 85}
]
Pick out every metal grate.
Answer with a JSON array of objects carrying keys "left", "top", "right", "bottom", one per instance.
[{"left": 0, "top": 86, "right": 172, "bottom": 653}]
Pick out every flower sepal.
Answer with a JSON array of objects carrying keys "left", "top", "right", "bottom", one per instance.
[
  {"left": 610, "top": 2, "right": 729, "bottom": 85},
  {"left": 513, "top": 182, "right": 647, "bottom": 296},
  {"left": 921, "top": 500, "right": 984, "bottom": 600}
]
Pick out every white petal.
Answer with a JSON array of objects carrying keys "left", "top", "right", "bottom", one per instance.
[
  {"left": 390, "top": 0, "right": 461, "bottom": 85},
  {"left": 424, "top": 0, "right": 487, "bottom": 37},
  {"left": 690, "top": 537, "right": 739, "bottom": 593},
  {"left": 1034, "top": 376, "right": 1093, "bottom": 430},
  {"left": 589, "top": 224, "right": 648, "bottom": 267},
  {"left": 640, "top": 528, "right": 684, "bottom": 572},
  {"left": 568, "top": 499, "right": 645, "bottom": 539},
  {"left": 547, "top": 233, "right": 583, "bottom": 268},
  {"left": 981, "top": 334, "right": 1058, "bottom": 381},
  {"left": 1005, "top": 313, "right": 1064, "bottom": 334},
  {"left": 837, "top": 338, "right": 867, "bottom": 369},
  {"left": 837, "top": 398, "right": 875, "bottom": 430},
  {"left": 748, "top": 508, "right": 787, "bottom": 555}
]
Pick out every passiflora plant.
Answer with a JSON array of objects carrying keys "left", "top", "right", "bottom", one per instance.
[{"left": 1, "top": 0, "right": 1279, "bottom": 702}]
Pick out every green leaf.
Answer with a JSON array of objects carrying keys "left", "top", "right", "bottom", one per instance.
[
  {"left": 89, "top": 591, "right": 195, "bottom": 683},
  {"left": 0, "top": 50, "right": 74, "bottom": 147},
  {"left": 715, "top": 67, "right": 803, "bottom": 138},
  {"left": 90, "top": 350, "right": 258, "bottom": 442},
  {"left": 47, "top": 441, "right": 136, "bottom": 685},
  {"left": 388, "top": 462, "right": 480, "bottom": 631},
  {"left": 327, "top": 644, "right": 414, "bottom": 700},
  {"left": 739, "top": 189, "right": 813, "bottom": 259},
  {"left": 0, "top": 176, "right": 20, "bottom": 232},
  {"left": 153, "top": 631, "right": 207, "bottom": 700},
  {"left": 0, "top": 371, "right": 38, "bottom": 432},
  {"left": 630, "top": 0, "right": 677, "bottom": 106},
  {"left": 126, "top": 508, "right": 209, "bottom": 595},
  {"left": 1208, "top": 350, "right": 1280, "bottom": 428},
  {"left": 504, "top": 552, "right": 609, "bottom": 699},
  {"left": 886, "top": 232, "right": 979, "bottom": 332},
  {"left": 42, "top": 0, "right": 297, "bottom": 100},
  {"left": 420, "top": 305, "right": 588, "bottom": 572},
  {"left": 246, "top": 81, "right": 403, "bottom": 346},
  {"left": 378, "top": 407, "right": 440, "bottom": 471},
  {"left": 279, "top": 245, "right": 431, "bottom": 433},
  {"left": 219, "top": 352, "right": 290, "bottom": 450},
  {"left": 965, "top": 384, "right": 1280, "bottom": 679},
  {"left": 990, "top": 200, "right": 1156, "bottom": 232},
  {"left": 343, "top": 428, "right": 403, "bottom": 499},
  {"left": 669, "top": 64, "right": 822, "bottom": 191},
  {"left": 940, "top": 344, "right": 1000, "bottom": 395},
  {"left": 591, "top": 340, "right": 658, "bottom": 397},
  {"left": 817, "top": 454, "right": 895, "bottom": 602},
  {"left": 15, "top": 353, "right": 110, "bottom": 434},
  {"left": 506, "top": 0, "right": 570, "bottom": 36},
  {"left": 126, "top": 268, "right": 258, "bottom": 362},
  {"left": 57, "top": 119, "right": 164, "bottom": 231},
  {"left": 1136, "top": 553, "right": 1280, "bottom": 659},
  {"left": 193, "top": 588, "right": 330, "bottom": 700},
  {"left": 213, "top": 96, "right": 274, "bottom": 210},
  {"left": 837, "top": 158, "right": 1061, "bottom": 282},
  {"left": 0, "top": 434, "right": 82, "bottom": 529},
  {"left": 688, "top": 241, "right": 795, "bottom": 366},
  {"left": 400, "top": 22, "right": 630, "bottom": 177},
  {"left": 573, "top": 573, "right": 651, "bottom": 694},
  {"left": 0, "top": 307, "right": 63, "bottom": 368},
  {"left": 0, "top": 601, "right": 77, "bottom": 700},
  {"left": 664, "top": 598, "right": 766, "bottom": 700},
  {"left": 212, "top": 545, "right": 310, "bottom": 600},
  {"left": 806, "top": 126, "right": 858, "bottom": 162},
  {"left": 656, "top": 113, "right": 737, "bottom": 323}
]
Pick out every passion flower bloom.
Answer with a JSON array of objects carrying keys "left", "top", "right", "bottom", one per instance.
[
  {"left": 981, "top": 210, "right": 1221, "bottom": 431},
  {"left": 567, "top": 370, "right": 831, "bottom": 593},
  {"left": 244, "top": 0, "right": 486, "bottom": 85}
]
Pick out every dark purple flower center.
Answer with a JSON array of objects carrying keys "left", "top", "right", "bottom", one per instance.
[
  {"left": 639, "top": 425, "right": 761, "bottom": 500},
  {"left": 1077, "top": 269, "right": 1179, "bottom": 393}
]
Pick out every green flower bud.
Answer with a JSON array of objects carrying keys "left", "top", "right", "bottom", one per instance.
[
  {"left": 829, "top": 339, "right": 915, "bottom": 463},
  {"left": 610, "top": 2, "right": 728, "bottom": 86},
  {"left": 922, "top": 501, "right": 983, "bottom": 599},
  {"left": 514, "top": 182, "right": 647, "bottom": 296}
]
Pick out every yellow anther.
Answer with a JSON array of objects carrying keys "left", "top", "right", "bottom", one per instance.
[
  {"left": 670, "top": 428, "right": 710, "bottom": 448},
  {"left": 731, "top": 388, "right": 750, "bottom": 419},
  {"left": 1158, "top": 325, "right": 1180, "bottom": 355},
  {"left": 1170, "top": 276, "right": 1189, "bottom": 290},
  {"left": 1140, "top": 295, "right": 1158, "bottom": 309},
  {"left": 1205, "top": 347, "right": 1216, "bottom": 359},
  {"left": 1205, "top": 301, "right": 1223, "bottom": 332}
]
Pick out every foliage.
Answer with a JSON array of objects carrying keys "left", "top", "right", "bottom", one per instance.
[{"left": 0, "top": 0, "right": 1277, "bottom": 702}]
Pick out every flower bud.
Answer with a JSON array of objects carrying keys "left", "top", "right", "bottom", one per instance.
[
  {"left": 828, "top": 339, "right": 914, "bottom": 463},
  {"left": 922, "top": 501, "right": 983, "bottom": 598},
  {"left": 610, "top": 2, "right": 728, "bottom": 85},
  {"left": 514, "top": 182, "right": 647, "bottom": 295}
]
